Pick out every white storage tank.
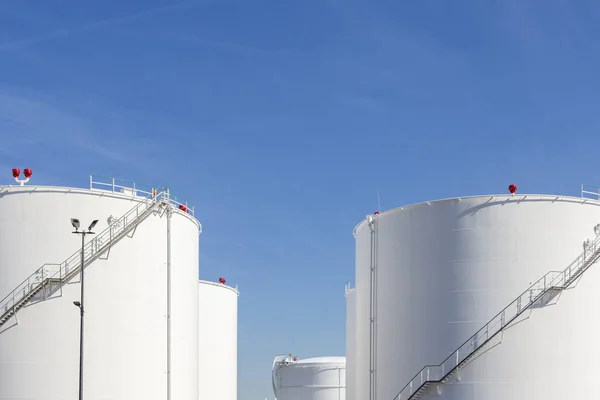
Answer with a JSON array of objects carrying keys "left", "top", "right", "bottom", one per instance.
[
  {"left": 353, "top": 192, "right": 600, "bottom": 400},
  {"left": 345, "top": 286, "right": 356, "bottom": 400},
  {"left": 0, "top": 174, "right": 200, "bottom": 400},
  {"left": 272, "top": 355, "right": 346, "bottom": 400},
  {"left": 198, "top": 279, "right": 239, "bottom": 400}
]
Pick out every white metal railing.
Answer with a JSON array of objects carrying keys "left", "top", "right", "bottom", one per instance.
[
  {"left": 345, "top": 280, "right": 353, "bottom": 294},
  {"left": 582, "top": 184, "right": 600, "bottom": 200},
  {"left": 0, "top": 191, "right": 168, "bottom": 326},
  {"left": 393, "top": 227, "right": 600, "bottom": 400},
  {"left": 89, "top": 174, "right": 195, "bottom": 216}
]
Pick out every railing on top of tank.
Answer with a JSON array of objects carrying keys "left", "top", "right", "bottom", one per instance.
[
  {"left": 582, "top": 184, "right": 600, "bottom": 200},
  {"left": 89, "top": 174, "right": 195, "bottom": 216},
  {"left": 344, "top": 280, "right": 353, "bottom": 294},
  {"left": 392, "top": 229, "right": 600, "bottom": 400}
]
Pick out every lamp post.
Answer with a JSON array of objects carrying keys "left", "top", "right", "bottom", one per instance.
[{"left": 71, "top": 218, "right": 98, "bottom": 400}]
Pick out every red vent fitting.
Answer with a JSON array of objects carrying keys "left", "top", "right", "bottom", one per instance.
[
  {"left": 23, "top": 169, "right": 32, "bottom": 178},
  {"left": 508, "top": 184, "right": 517, "bottom": 194},
  {"left": 12, "top": 168, "right": 20, "bottom": 178}
]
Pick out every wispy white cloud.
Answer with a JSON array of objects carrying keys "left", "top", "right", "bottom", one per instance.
[
  {"left": 0, "top": 0, "right": 211, "bottom": 51},
  {"left": 0, "top": 87, "right": 162, "bottom": 170},
  {"left": 104, "top": 26, "right": 269, "bottom": 55}
]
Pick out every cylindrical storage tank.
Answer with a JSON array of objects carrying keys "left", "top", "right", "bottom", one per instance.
[
  {"left": 198, "top": 279, "right": 239, "bottom": 400},
  {"left": 354, "top": 229, "right": 371, "bottom": 400},
  {"left": 273, "top": 356, "right": 346, "bottom": 400},
  {"left": 354, "top": 194, "right": 600, "bottom": 400},
  {"left": 0, "top": 181, "right": 200, "bottom": 400},
  {"left": 345, "top": 288, "right": 356, "bottom": 400}
]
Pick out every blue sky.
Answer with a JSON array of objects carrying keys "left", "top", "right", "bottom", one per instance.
[{"left": 2, "top": 0, "right": 600, "bottom": 398}]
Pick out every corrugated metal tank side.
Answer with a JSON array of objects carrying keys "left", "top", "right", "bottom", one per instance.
[
  {"left": 275, "top": 357, "right": 346, "bottom": 400},
  {"left": 0, "top": 186, "right": 200, "bottom": 400},
  {"left": 198, "top": 280, "right": 238, "bottom": 400},
  {"left": 346, "top": 288, "right": 356, "bottom": 400},
  {"left": 355, "top": 195, "right": 600, "bottom": 400}
]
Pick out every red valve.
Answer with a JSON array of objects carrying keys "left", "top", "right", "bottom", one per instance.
[
  {"left": 179, "top": 204, "right": 188, "bottom": 213},
  {"left": 508, "top": 184, "right": 517, "bottom": 194},
  {"left": 293, "top": 357, "right": 297, "bottom": 361},
  {"left": 23, "top": 169, "right": 32, "bottom": 178},
  {"left": 374, "top": 211, "right": 380, "bottom": 215},
  {"left": 218, "top": 277, "right": 226, "bottom": 284},
  {"left": 12, "top": 168, "right": 20, "bottom": 178}
]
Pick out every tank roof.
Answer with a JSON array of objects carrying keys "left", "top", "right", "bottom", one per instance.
[
  {"left": 0, "top": 174, "right": 199, "bottom": 225},
  {"left": 353, "top": 193, "right": 600, "bottom": 238},
  {"left": 295, "top": 356, "right": 346, "bottom": 365},
  {"left": 198, "top": 279, "right": 239, "bottom": 295}
]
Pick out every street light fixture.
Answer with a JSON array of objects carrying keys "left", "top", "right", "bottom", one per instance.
[{"left": 72, "top": 218, "right": 98, "bottom": 400}]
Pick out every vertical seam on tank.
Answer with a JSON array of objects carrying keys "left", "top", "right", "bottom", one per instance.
[
  {"left": 368, "top": 215, "right": 379, "bottom": 400},
  {"left": 374, "top": 216, "right": 378, "bottom": 400}
]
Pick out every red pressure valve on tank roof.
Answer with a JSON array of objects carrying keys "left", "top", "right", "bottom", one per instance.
[
  {"left": 179, "top": 204, "right": 188, "bottom": 213},
  {"left": 12, "top": 168, "right": 20, "bottom": 178},
  {"left": 508, "top": 184, "right": 517, "bottom": 195},
  {"left": 218, "top": 277, "right": 226, "bottom": 284},
  {"left": 24, "top": 169, "right": 32, "bottom": 178}
]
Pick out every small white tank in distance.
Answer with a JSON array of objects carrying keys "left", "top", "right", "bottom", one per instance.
[
  {"left": 198, "top": 279, "right": 239, "bottom": 400},
  {"left": 272, "top": 355, "right": 346, "bottom": 400},
  {"left": 345, "top": 286, "right": 356, "bottom": 400}
]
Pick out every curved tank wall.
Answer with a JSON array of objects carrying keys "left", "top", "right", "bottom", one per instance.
[
  {"left": 354, "top": 194, "right": 600, "bottom": 400},
  {"left": 273, "top": 356, "right": 346, "bottom": 400},
  {"left": 354, "top": 230, "right": 371, "bottom": 400},
  {"left": 198, "top": 280, "right": 238, "bottom": 400},
  {"left": 0, "top": 184, "right": 201, "bottom": 400},
  {"left": 345, "top": 288, "right": 356, "bottom": 400}
]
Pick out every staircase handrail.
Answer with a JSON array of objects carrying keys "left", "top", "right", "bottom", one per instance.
[
  {"left": 393, "top": 231, "right": 600, "bottom": 400},
  {"left": 0, "top": 190, "right": 168, "bottom": 316}
]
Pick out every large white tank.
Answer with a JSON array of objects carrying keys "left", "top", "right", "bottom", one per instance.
[
  {"left": 0, "top": 175, "right": 200, "bottom": 400},
  {"left": 353, "top": 193, "right": 600, "bottom": 400},
  {"left": 345, "top": 287, "right": 356, "bottom": 400},
  {"left": 272, "top": 355, "right": 346, "bottom": 400},
  {"left": 198, "top": 279, "right": 239, "bottom": 400}
]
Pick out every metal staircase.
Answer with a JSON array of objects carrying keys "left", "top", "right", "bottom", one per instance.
[
  {"left": 0, "top": 191, "right": 169, "bottom": 329},
  {"left": 393, "top": 228, "right": 600, "bottom": 400}
]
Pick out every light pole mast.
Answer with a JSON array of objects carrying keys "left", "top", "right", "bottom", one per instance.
[{"left": 71, "top": 218, "right": 98, "bottom": 400}]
